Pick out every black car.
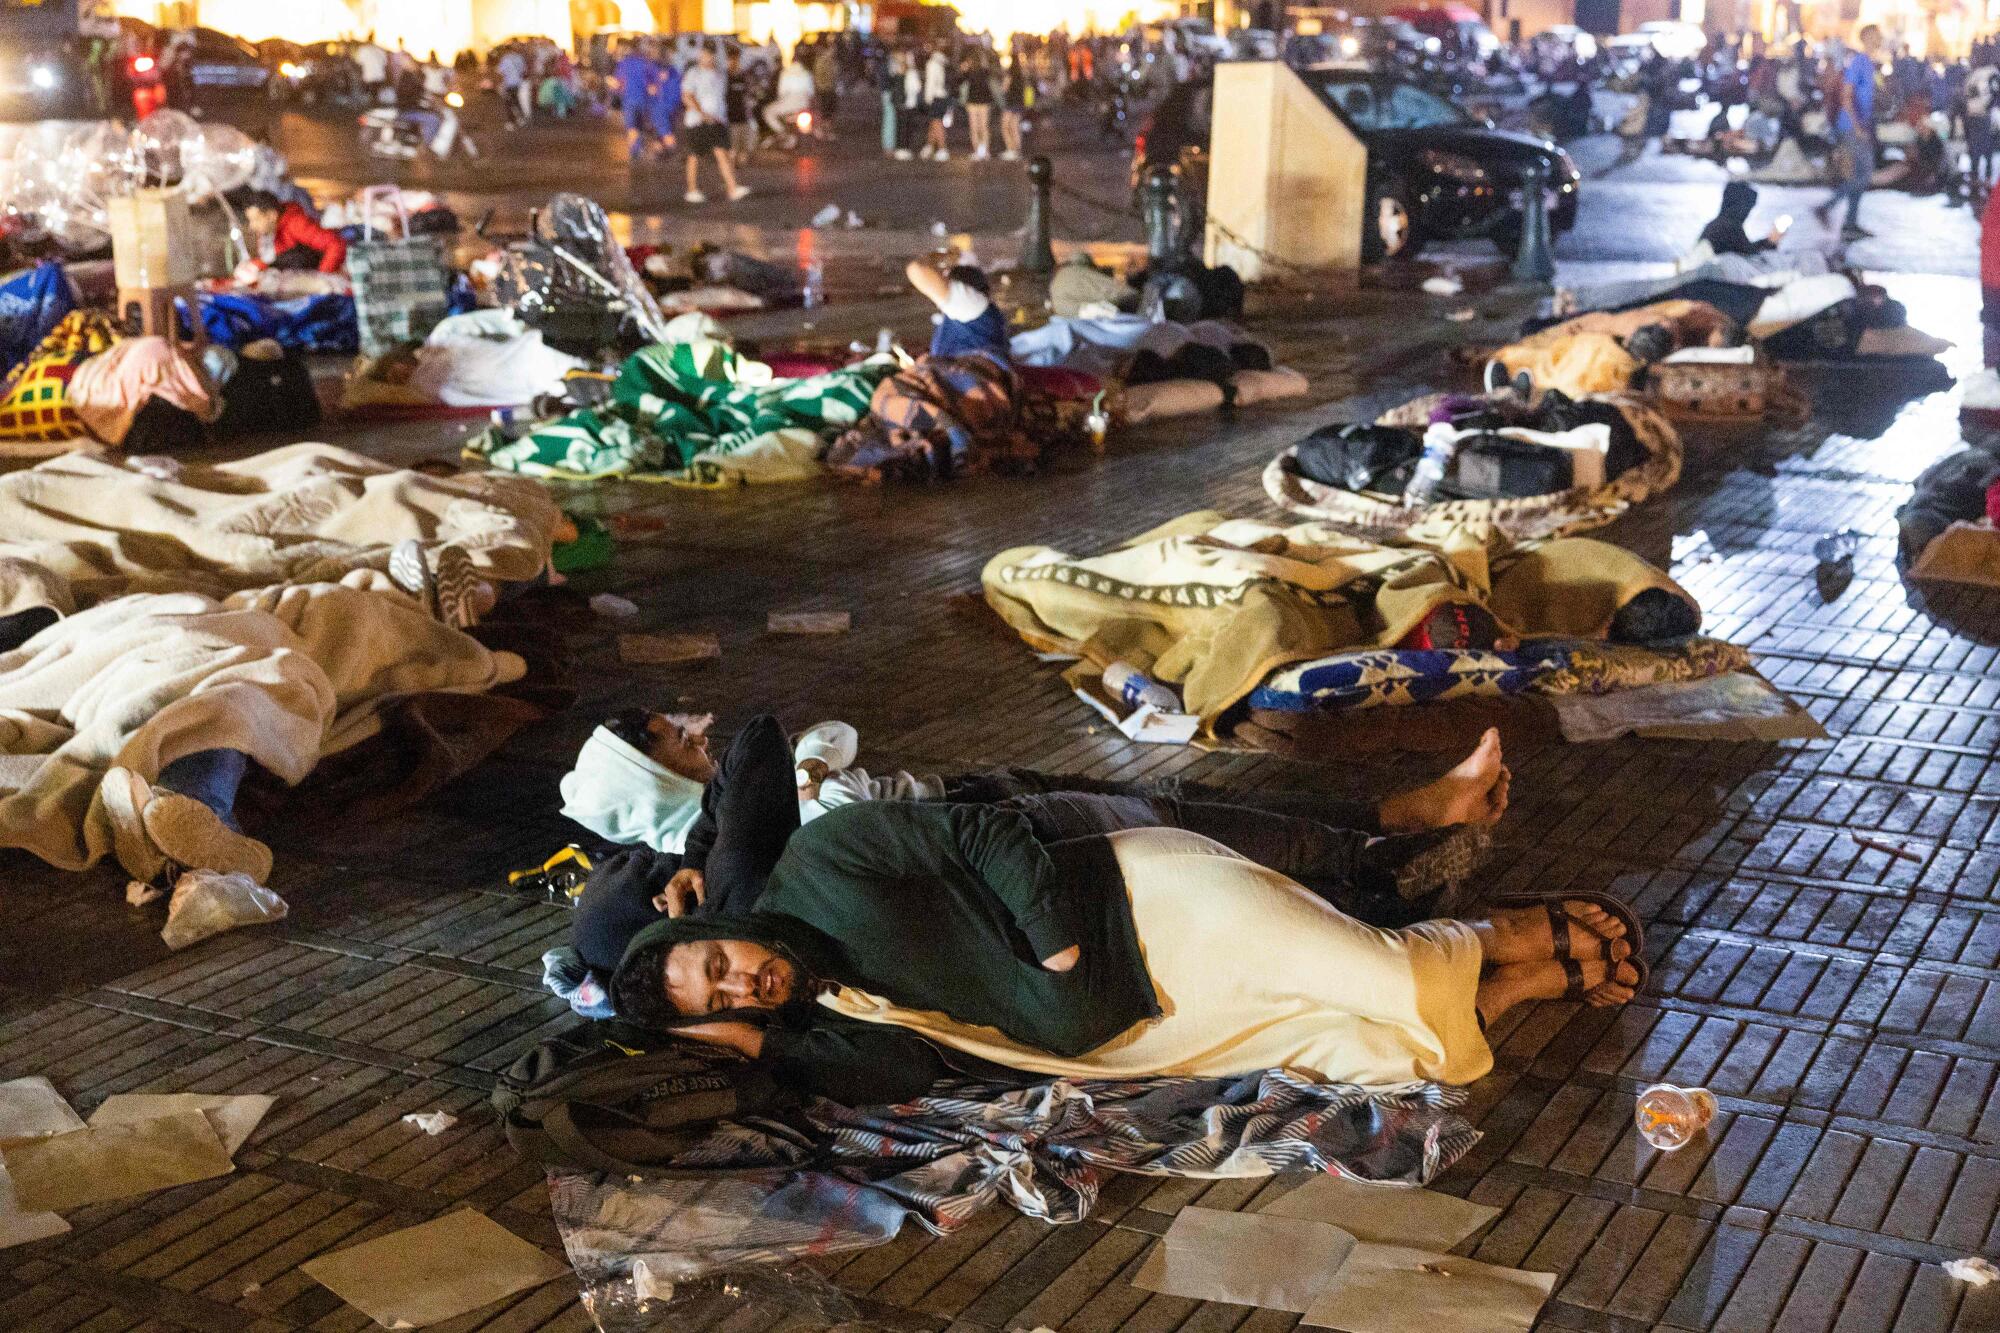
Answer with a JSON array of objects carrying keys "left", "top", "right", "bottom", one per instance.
[
  {"left": 1133, "top": 66, "right": 1579, "bottom": 262},
  {"left": 183, "top": 27, "right": 269, "bottom": 94}
]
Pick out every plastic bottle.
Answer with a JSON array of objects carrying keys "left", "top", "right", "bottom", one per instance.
[
  {"left": 1103, "top": 661, "right": 1179, "bottom": 712},
  {"left": 802, "top": 260, "right": 825, "bottom": 310},
  {"left": 1634, "top": 1084, "right": 1717, "bottom": 1150},
  {"left": 1403, "top": 423, "right": 1458, "bottom": 506}
]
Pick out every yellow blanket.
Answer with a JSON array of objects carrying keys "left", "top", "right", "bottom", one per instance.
[
  {"left": 982, "top": 511, "right": 1695, "bottom": 729},
  {"left": 0, "top": 444, "right": 561, "bottom": 616}
]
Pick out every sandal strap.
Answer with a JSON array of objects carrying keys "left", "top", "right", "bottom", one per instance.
[
  {"left": 1546, "top": 901, "right": 1571, "bottom": 964},
  {"left": 1559, "top": 956, "right": 1585, "bottom": 1001}
]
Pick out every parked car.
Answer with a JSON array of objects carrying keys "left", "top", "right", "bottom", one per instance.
[
  {"left": 1606, "top": 21, "right": 1706, "bottom": 61},
  {"left": 183, "top": 27, "right": 269, "bottom": 93},
  {"left": 1132, "top": 68, "right": 1580, "bottom": 262}
]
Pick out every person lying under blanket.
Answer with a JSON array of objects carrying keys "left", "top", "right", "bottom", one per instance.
[
  {"left": 0, "top": 571, "right": 520, "bottom": 885},
  {"left": 555, "top": 711, "right": 1513, "bottom": 982},
  {"left": 608, "top": 802, "right": 1643, "bottom": 1106}
]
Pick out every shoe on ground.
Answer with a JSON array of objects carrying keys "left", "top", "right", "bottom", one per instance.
[
  {"left": 895, "top": 148, "right": 914, "bottom": 160},
  {"left": 684, "top": 189, "right": 707, "bottom": 204},
  {"left": 386, "top": 538, "right": 438, "bottom": 618},
  {"left": 728, "top": 184, "right": 751, "bottom": 202},
  {"left": 935, "top": 149, "right": 950, "bottom": 161},
  {"left": 1000, "top": 149, "right": 1020, "bottom": 161},
  {"left": 142, "top": 790, "right": 273, "bottom": 884},
  {"left": 429, "top": 544, "right": 482, "bottom": 630},
  {"left": 972, "top": 148, "right": 990, "bottom": 160},
  {"left": 101, "top": 767, "right": 167, "bottom": 882},
  {"left": 918, "top": 145, "right": 934, "bottom": 160}
]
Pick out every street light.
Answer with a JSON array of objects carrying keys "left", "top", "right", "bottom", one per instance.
[{"left": 28, "top": 66, "right": 56, "bottom": 90}]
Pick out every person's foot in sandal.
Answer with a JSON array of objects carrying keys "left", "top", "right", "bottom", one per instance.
[
  {"left": 1474, "top": 899, "right": 1629, "bottom": 965},
  {"left": 1476, "top": 955, "right": 1642, "bottom": 1023},
  {"left": 1378, "top": 727, "right": 1511, "bottom": 831},
  {"left": 141, "top": 790, "right": 273, "bottom": 883}
]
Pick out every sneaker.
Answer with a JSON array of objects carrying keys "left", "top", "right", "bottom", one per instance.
[
  {"left": 894, "top": 148, "right": 914, "bottom": 161},
  {"left": 728, "top": 184, "right": 751, "bottom": 202},
  {"left": 387, "top": 539, "right": 436, "bottom": 616},
  {"left": 918, "top": 144, "right": 934, "bottom": 160},
  {"left": 684, "top": 189, "right": 707, "bottom": 204},
  {"left": 142, "top": 790, "right": 273, "bottom": 884},
  {"left": 430, "top": 545, "right": 482, "bottom": 630},
  {"left": 101, "top": 767, "right": 167, "bottom": 882},
  {"left": 1000, "top": 149, "right": 1020, "bottom": 161},
  {"left": 972, "top": 147, "right": 990, "bottom": 160},
  {"left": 935, "top": 149, "right": 950, "bottom": 161}
]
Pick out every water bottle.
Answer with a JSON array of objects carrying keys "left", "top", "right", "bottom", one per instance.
[
  {"left": 1634, "top": 1084, "right": 1717, "bottom": 1151},
  {"left": 1403, "top": 423, "right": 1458, "bottom": 506},
  {"left": 802, "top": 260, "right": 825, "bottom": 310},
  {"left": 1103, "top": 661, "right": 1179, "bottom": 712}
]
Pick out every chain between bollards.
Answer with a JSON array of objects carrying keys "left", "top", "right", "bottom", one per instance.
[{"left": 1021, "top": 155, "right": 1056, "bottom": 274}]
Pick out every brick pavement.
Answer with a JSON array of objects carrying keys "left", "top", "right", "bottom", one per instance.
[{"left": 0, "top": 274, "right": 1997, "bottom": 1331}]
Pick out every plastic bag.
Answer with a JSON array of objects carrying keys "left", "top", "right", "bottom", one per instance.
[
  {"left": 578, "top": 1265, "right": 859, "bottom": 1333},
  {"left": 159, "top": 869, "right": 287, "bottom": 950}
]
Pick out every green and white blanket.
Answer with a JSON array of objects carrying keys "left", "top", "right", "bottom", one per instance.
[{"left": 464, "top": 339, "right": 896, "bottom": 486}]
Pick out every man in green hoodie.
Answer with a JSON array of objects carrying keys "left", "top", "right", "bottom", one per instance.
[{"left": 610, "top": 802, "right": 1641, "bottom": 1106}]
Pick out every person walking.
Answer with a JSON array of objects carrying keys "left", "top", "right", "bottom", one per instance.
[
  {"left": 1967, "top": 52, "right": 1997, "bottom": 190},
  {"left": 880, "top": 50, "right": 901, "bottom": 157},
  {"left": 897, "top": 49, "right": 924, "bottom": 159},
  {"left": 613, "top": 38, "right": 658, "bottom": 161},
  {"left": 682, "top": 45, "right": 749, "bottom": 204},
  {"left": 812, "top": 40, "right": 840, "bottom": 138},
  {"left": 650, "top": 48, "right": 683, "bottom": 159},
  {"left": 1814, "top": 25, "right": 1883, "bottom": 241},
  {"left": 725, "top": 47, "right": 756, "bottom": 161}
]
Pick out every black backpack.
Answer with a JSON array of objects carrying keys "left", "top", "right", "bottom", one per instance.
[
  {"left": 492, "top": 1026, "right": 820, "bottom": 1176},
  {"left": 1290, "top": 422, "right": 1424, "bottom": 494}
]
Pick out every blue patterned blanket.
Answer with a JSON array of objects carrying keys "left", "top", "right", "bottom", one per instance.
[
  {"left": 549, "top": 1071, "right": 1478, "bottom": 1287},
  {"left": 1250, "top": 642, "right": 1573, "bottom": 713}
]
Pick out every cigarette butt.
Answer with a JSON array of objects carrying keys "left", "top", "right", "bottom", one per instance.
[{"left": 1852, "top": 834, "right": 1923, "bottom": 863}]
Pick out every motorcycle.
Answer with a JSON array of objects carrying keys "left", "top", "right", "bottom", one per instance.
[{"left": 359, "top": 93, "right": 479, "bottom": 160}]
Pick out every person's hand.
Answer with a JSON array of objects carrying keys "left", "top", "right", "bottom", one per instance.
[
  {"left": 1040, "top": 945, "right": 1081, "bottom": 973},
  {"left": 652, "top": 867, "right": 705, "bottom": 917},
  {"left": 796, "top": 757, "right": 830, "bottom": 800},
  {"left": 678, "top": 1020, "right": 764, "bottom": 1058}
]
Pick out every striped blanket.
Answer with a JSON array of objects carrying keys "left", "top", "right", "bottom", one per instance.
[
  {"left": 822, "top": 351, "right": 1035, "bottom": 482},
  {"left": 549, "top": 1070, "right": 1477, "bottom": 1288},
  {"left": 465, "top": 340, "right": 894, "bottom": 485}
]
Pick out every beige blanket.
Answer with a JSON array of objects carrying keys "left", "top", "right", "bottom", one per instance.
[
  {"left": 0, "top": 444, "right": 562, "bottom": 616},
  {"left": 0, "top": 579, "right": 524, "bottom": 872}
]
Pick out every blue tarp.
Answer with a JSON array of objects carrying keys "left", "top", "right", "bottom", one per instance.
[
  {"left": 0, "top": 263, "right": 77, "bottom": 375},
  {"left": 196, "top": 290, "right": 358, "bottom": 355}
]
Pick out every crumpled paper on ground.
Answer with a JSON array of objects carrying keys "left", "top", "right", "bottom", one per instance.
[
  {"left": 1943, "top": 1256, "right": 2000, "bottom": 1286},
  {"left": 402, "top": 1110, "right": 458, "bottom": 1136}
]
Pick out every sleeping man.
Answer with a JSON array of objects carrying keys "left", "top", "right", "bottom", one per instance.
[
  {"left": 558, "top": 710, "right": 1517, "bottom": 981},
  {"left": 608, "top": 801, "right": 1642, "bottom": 1105}
]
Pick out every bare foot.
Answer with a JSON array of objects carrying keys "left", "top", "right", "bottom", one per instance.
[
  {"left": 1379, "top": 728, "right": 1510, "bottom": 832},
  {"left": 1476, "top": 956, "right": 1641, "bottom": 1025},
  {"left": 1474, "top": 900, "right": 1629, "bottom": 965}
]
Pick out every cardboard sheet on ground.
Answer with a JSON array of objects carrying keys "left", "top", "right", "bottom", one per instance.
[
  {"left": 301, "top": 1207, "right": 570, "bottom": 1328},
  {"left": 1258, "top": 1174, "right": 1499, "bottom": 1250},
  {"left": 88, "top": 1093, "right": 275, "bottom": 1156},
  {"left": 1547, "top": 672, "right": 1826, "bottom": 743},
  {"left": 1, "top": 1110, "right": 234, "bottom": 1212},
  {"left": 1301, "top": 1242, "right": 1555, "bottom": 1332},
  {"left": 1132, "top": 1207, "right": 1357, "bottom": 1312},
  {"left": 1910, "top": 521, "right": 2000, "bottom": 589},
  {"left": 0, "top": 1077, "right": 79, "bottom": 1248}
]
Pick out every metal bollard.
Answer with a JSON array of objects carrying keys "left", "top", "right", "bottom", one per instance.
[
  {"left": 1022, "top": 155, "right": 1056, "bottom": 274},
  {"left": 1510, "top": 163, "right": 1556, "bottom": 285},
  {"left": 1143, "top": 163, "right": 1179, "bottom": 267}
]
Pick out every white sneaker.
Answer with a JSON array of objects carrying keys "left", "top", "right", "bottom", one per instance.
[
  {"left": 972, "top": 147, "right": 990, "bottom": 160},
  {"left": 101, "top": 767, "right": 167, "bottom": 882},
  {"left": 935, "top": 149, "right": 950, "bottom": 161},
  {"left": 684, "top": 189, "right": 707, "bottom": 204},
  {"left": 894, "top": 148, "right": 914, "bottom": 160},
  {"left": 1000, "top": 149, "right": 1020, "bottom": 161},
  {"left": 918, "top": 144, "right": 933, "bottom": 160},
  {"left": 728, "top": 184, "right": 751, "bottom": 202}
]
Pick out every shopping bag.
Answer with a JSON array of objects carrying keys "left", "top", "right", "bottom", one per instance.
[{"left": 347, "top": 185, "right": 450, "bottom": 355}]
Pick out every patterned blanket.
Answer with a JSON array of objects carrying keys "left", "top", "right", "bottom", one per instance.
[
  {"left": 822, "top": 350, "right": 1034, "bottom": 483},
  {"left": 549, "top": 1071, "right": 1477, "bottom": 1286},
  {"left": 466, "top": 340, "right": 893, "bottom": 485}
]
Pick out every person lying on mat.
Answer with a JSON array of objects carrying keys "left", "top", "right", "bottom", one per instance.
[
  {"left": 609, "top": 803, "right": 1643, "bottom": 1105},
  {"left": 560, "top": 710, "right": 1514, "bottom": 971}
]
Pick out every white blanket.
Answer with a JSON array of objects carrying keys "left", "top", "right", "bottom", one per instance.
[
  {"left": 0, "top": 580, "right": 524, "bottom": 873},
  {"left": 0, "top": 443, "right": 560, "bottom": 616}
]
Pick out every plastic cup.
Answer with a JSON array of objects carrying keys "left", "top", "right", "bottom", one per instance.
[{"left": 1634, "top": 1084, "right": 1716, "bottom": 1150}]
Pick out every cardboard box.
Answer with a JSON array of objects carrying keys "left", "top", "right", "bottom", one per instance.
[{"left": 108, "top": 189, "right": 196, "bottom": 290}]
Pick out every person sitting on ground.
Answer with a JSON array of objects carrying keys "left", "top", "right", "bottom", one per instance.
[
  {"left": 559, "top": 710, "right": 1511, "bottom": 975},
  {"left": 906, "top": 249, "right": 1009, "bottom": 361},
  {"left": 608, "top": 802, "right": 1640, "bottom": 1106},
  {"left": 231, "top": 189, "right": 347, "bottom": 274},
  {"left": 1698, "top": 180, "right": 1782, "bottom": 257}
]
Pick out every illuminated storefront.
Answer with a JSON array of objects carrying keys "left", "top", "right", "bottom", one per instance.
[{"left": 107, "top": 0, "right": 659, "bottom": 50}]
